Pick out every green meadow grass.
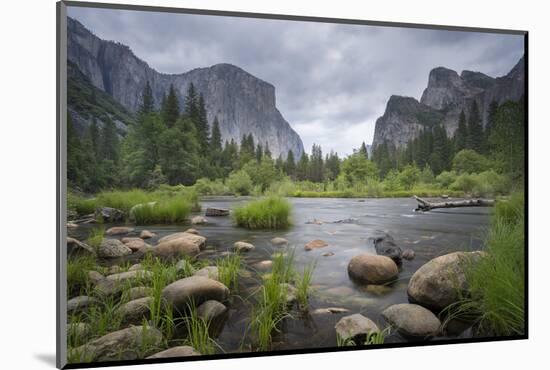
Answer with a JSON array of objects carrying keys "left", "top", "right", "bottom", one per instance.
[{"left": 234, "top": 196, "right": 292, "bottom": 230}]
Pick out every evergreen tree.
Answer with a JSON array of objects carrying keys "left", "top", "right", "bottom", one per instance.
[
  {"left": 359, "top": 142, "right": 369, "bottom": 159},
  {"left": 196, "top": 94, "right": 210, "bottom": 154},
  {"left": 139, "top": 81, "right": 155, "bottom": 115},
  {"left": 325, "top": 150, "right": 340, "bottom": 181},
  {"left": 162, "top": 84, "right": 180, "bottom": 127},
  {"left": 296, "top": 153, "right": 310, "bottom": 181},
  {"left": 183, "top": 83, "right": 199, "bottom": 121},
  {"left": 486, "top": 100, "right": 499, "bottom": 151},
  {"left": 466, "top": 101, "right": 484, "bottom": 152},
  {"left": 210, "top": 117, "right": 222, "bottom": 152},
  {"left": 255, "top": 143, "right": 263, "bottom": 163},
  {"left": 264, "top": 142, "right": 272, "bottom": 159},
  {"left": 310, "top": 144, "right": 324, "bottom": 182},
  {"left": 101, "top": 117, "right": 119, "bottom": 162},
  {"left": 88, "top": 116, "right": 101, "bottom": 161},
  {"left": 454, "top": 110, "right": 468, "bottom": 152},
  {"left": 284, "top": 150, "right": 296, "bottom": 178}
]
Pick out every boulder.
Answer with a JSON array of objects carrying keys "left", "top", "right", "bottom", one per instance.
[
  {"left": 67, "top": 237, "right": 96, "bottom": 258},
  {"left": 68, "top": 322, "right": 91, "bottom": 340},
  {"left": 175, "top": 259, "right": 195, "bottom": 275},
  {"left": 139, "top": 230, "right": 155, "bottom": 239},
  {"left": 123, "top": 286, "right": 153, "bottom": 301},
  {"left": 70, "top": 325, "right": 163, "bottom": 362},
  {"left": 98, "top": 239, "right": 132, "bottom": 258},
  {"left": 154, "top": 233, "right": 206, "bottom": 258},
  {"left": 305, "top": 239, "right": 328, "bottom": 251},
  {"left": 107, "top": 265, "right": 121, "bottom": 274},
  {"left": 95, "top": 270, "right": 153, "bottom": 296},
  {"left": 402, "top": 249, "right": 415, "bottom": 261},
  {"left": 184, "top": 228, "right": 200, "bottom": 235},
  {"left": 234, "top": 241, "right": 255, "bottom": 253},
  {"left": 270, "top": 237, "right": 288, "bottom": 246},
  {"left": 373, "top": 234, "right": 403, "bottom": 266},
  {"left": 197, "top": 300, "right": 227, "bottom": 322},
  {"left": 253, "top": 260, "right": 273, "bottom": 271},
  {"left": 95, "top": 207, "right": 124, "bottom": 223},
  {"left": 67, "top": 296, "right": 99, "bottom": 314},
  {"left": 121, "top": 237, "right": 142, "bottom": 244},
  {"left": 348, "top": 254, "right": 399, "bottom": 284},
  {"left": 105, "top": 226, "right": 134, "bottom": 236},
  {"left": 191, "top": 216, "right": 208, "bottom": 225},
  {"left": 125, "top": 239, "right": 149, "bottom": 253},
  {"left": 335, "top": 314, "right": 379, "bottom": 343},
  {"left": 382, "top": 303, "right": 440, "bottom": 337},
  {"left": 193, "top": 266, "right": 220, "bottom": 281},
  {"left": 106, "top": 270, "right": 153, "bottom": 283},
  {"left": 205, "top": 207, "right": 230, "bottom": 217},
  {"left": 128, "top": 263, "right": 143, "bottom": 271},
  {"left": 146, "top": 346, "right": 200, "bottom": 359},
  {"left": 118, "top": 297, "right": 153, "bottom": 325},
  {"left": 312, "top": 307, "right": 350, "bottom": 315},
  {"left": 161, "top": 276, "right": 230, "bottom": 314},
  {"left": 407, "top": 251, "right": 485, "bottom": 311},
  {"left": 87, "top": 270, "right": 104, "bottom": 285}
]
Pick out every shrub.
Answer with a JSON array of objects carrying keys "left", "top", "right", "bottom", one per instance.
[
  {"left": 226, "top": 170, "right": 253, "bottom": 195},
  {"left": 436, "top": 170, "right": 457, "bottom": 188},
  {"left": 452, "top": 149, "right": 489, "bottom": 174},
  {"left": 193, "top": 178, "right": 229, "bottom": 195},
  {"left": 234, "top": 196, "right": 291, "bottom": 229},
  {"left": 398, "top": 164, "right": 421, "bottom": 190}
]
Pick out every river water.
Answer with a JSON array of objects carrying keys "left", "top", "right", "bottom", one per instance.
[{"left": 73, "top": 196, "right": 491, "bottom": 352}]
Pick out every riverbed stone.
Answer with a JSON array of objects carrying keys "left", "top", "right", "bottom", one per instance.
[
  {"left": 191, "top": 216, "right": 208, "bottom": 225},
  {"left": 118, "top": 297, "right": 153, "bottom": 325},
  {"left": 184, "top": 228, "right": 200, "bottom": 235},
  {"left": 193, "top": 266, "right": 220, "bottom": 281},
  {"left": 98, "top": 239, "right": 132, "bottom": 258},
  {"left": 126, "top": 239, "right": 150, "bottom": 253},
  {"left": 205, "top": 207, "right": 230, "bottom": 217},
  {"left": 270, "top": 237, "right": 288, "bottom": 246},
  {"left": 139, "top": 230, "right": 155, "bottom": 239},
  {"left": 128, "top": 263, "right": 143, "bottom": 271},
  {"left": 67, "top": 237, "right": 96, "bottom": 258},
  {"left": 322, "top": 252, "right": 335, "bottom": 257},
  {"left": 105, "top": 226, "right": 134, "bottom": 236},
  {"left": 347, "top": 254, "right": 399, "bottom": 284},
  {"left": 197, "top": 300, "right": 227, "bottom": 321},
  {"left": 70, "top": 325, "right": 163, "bottom": 362},
  {"left": 407, "top": 251, "right": 485, "bottom": 311},
  {"left": 123, "top": 286, "right": 153, "bottom": 301},
  {"left": 335, "top": 314, "right": 379, "bottom": 343},
  {"left": 95, "top": 207, "right": 125, "bottom": 223},
  {"left": 87, "top": 270, "right": 104, "bottom": 285},
  {"left": 374, "top": 235, "right": 403, "bottom": 266},
  {"left": 161, "top": 276, "right": 230, "bottom": 315},
  {"left": 107, "top": 265, "right": 121, "bottom": 274},
  {"left": 146, "top": 346, "right": 200, "bottom": 359},
  {"left": 312, "top": 307, "right": 350, "bottom": 315},
  {"left": 305, "top": 239, "right": 328, "bottom": 251},
  {"left": 234, "top": 241, "right": 255, "bottom": 252},
  {"left": 382, "top": 303, "right": 441, "bottom": 337},
  {"left": 154, "top": 233, "right": 206, "bottom": 258},
  {"left": 106, "top": 270, "right": 153, "bottom": 283},
  {"left": 67, "top": 296, "right": 99, "bottom": 314},
  {"left": 402, "top": 249, "right": 416, "bottom": 261},
  {"left": 253, "top": 260, "right": 273, "bottom": 271},
  {"left": 68, "top": 322, "right": 91, "bottom": 340},
  {"left": 121, "top": 237, "right": 142, "bottom": 244}
]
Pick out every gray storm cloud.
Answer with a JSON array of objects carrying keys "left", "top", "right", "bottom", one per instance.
[{"left": 68, "top": 6, "right": 524, "bottom": 156}]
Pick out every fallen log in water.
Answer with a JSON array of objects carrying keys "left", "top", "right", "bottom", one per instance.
[{"left": 413, "top": 195, "right": 495, "bottom": 212}]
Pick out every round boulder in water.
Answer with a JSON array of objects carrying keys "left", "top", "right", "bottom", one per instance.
[
  {"left": 161, "top": 276, "right": 230, "bottom": 315},
  {"left": 347, "top": 254, "right": 398, "bottom": 284},
  {"left": 382, "top": 303, "right": 440, "bottom": 337}
]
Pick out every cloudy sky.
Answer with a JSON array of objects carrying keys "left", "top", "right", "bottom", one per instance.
[{"left": 68, "top": 6, "right": 524, "bottom": 156}]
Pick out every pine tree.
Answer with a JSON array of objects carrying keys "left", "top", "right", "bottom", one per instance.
[
  {"left": 285, "top": 150, "right": 296, "bottom": 178},
  {"left": 310, "top": 144, "right": 324, "bottom": 182},
  {"left": 485, "top": 100, "right": 498, "bottom": 151},
  {"left": 264, "top": 142, "right": 272, "bottom": 159},
  {"left": 196, "top": 94, "right": 210, "bottom": 154},
  {"left": 184, "top": 83, "right": 199, "bottom": 121},
  {"left": 210, "top": 117, "right": 222, "bottom": 152},
  {"left": 359, "top": 142, "right": 369, "bottom": 159},
  {"left": 296, "top": 153, "right": 310, "bottom": 181},
  {"left": 139, "top": 81, "right": 155, "bottom": 115},
  {"left": 466, "top": 101, "right": 483, "bottom": 152},
  {"left": 88, "top": 116, "right": 101, "bottom": 161},
  {"left": 101, "top": 116, "right": 119, "bottom": 162},
  {"left": 162, "top": 84, "right": 180, "bottom": 127},
  {"left": 455, "top": 110, "right": 468, "bottom": 152},
  {"left": 255, "top": 143, "right": 263, "bottom": 163},
  {"left": 325, "top": 150, "right": 340, "bottom": 181}
]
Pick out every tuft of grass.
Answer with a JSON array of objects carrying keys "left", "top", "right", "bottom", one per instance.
[
  {"left": 336, "top": 326, "right": 391, "bottom": 347},
  {"left": 234, "top": 196, "right": 291, "bottom": 230},
  {"left": 443, "top": 192, "right": 525, "bottom": 336},
  {"left": 217, "top": 254, "right": 242, "bottom": 290},
  {"left": 67, "top": 255, "right": 97, "bottom": 297},
  {"left": 183, "top": 302, "right": 217, "bottom": 355},
  {"left": 131, "top": 199, "right": 191, "bottom": 225},
  {"left": 82, "top": 296, "right": 124, "bottom": 339},
  {"left": 86, "top": 226, "right": 104, "bottom": 251},
  {"left": 295, "top": 261, "right": 316, "bottom": 310}
]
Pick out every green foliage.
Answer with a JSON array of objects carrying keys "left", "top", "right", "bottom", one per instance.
[
  {"left": 242, "top": 158, "right": 284, "bottom": 192},
  {"left": 193, "top": 178, "right": 230, "bottom": 195},
  {"left": 341, "top": 153, "right": 379, "bottom": 185},
  {"left": 453, "top": 149, "right": 490, "bottom": 174},
  {"left": 443, "top": 192, "right": 524, "bottom": 336},
  {"left": 67, "top": 255, "right": 97, "bottom": 297},
  {"left": 450, "top": 170, "right": 509, "bottom": 197},
  {"left": 295, "top": 262, "right": 316, "bottom": 309},
  {"left": 184, "top": 302, "right": 217, "bottom": 355},
  {"left": 131, "top": 198, "right": 191, "bottom": 224},
  {"left": 398, "top": 164, "right": 420, "bottom": 190},
  {"left": 217, "top": 254, "right": 243, "bottom": 290},
  {"left": 436, "top": 170, "right": 457, "bottom": 188},
  {"left": 226, "top": 170, "right": 253, "bottom": 195},
  {"left": 234, "top": 196, "right": 292, "bottom": 229},
  {"left": 86, "top": 226, "right": 104, "bottom": 251}
]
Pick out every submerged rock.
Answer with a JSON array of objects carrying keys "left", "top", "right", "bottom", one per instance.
[
  {"left": 154, "top": 233, "right": 206, "bottom": 258},
  {"left": 312, "top": 307, "right": 350, "bottom": 315},
  {"left": 146, "top": 346, "right": 200, "bottom": 359},
  {"left": 305, "top": 239, "right": 328, "bottom": 251},
  {"left": 191, "top": 216, "right": 208, "bottom": 225},
  {"left": 98, "top": 239, "right": 132, "bottom": 258},
  {"left": 253, "top": 260, "right": 273, "bottom": 271},
  {"left": 373, "top": 234, "right": 403, "bottom": 266},
  {"left": 161, "top": 276, "right": 230, "bottom": 315},
  {"left": 321, "top": 252, "right": 335, "bottom": 257},
  {"left": 382, "top": 303, "right": 440, "bottom": 337},
  {"left": 348, "top": 254, "right": 398, "bottom": 284},
  {"left": 270, "top": 237, "right": 288, "bottom": 246},
  {"left": 105, "top": 226, "right": 134, "bottom": 236},
  {"left": 95, "top": 207, "right": 124, "bottom": 223},
  {"left": 184, "top": 228, "right": 200, "bottom": 235},
  {"left": 70, "top": 325, "right": 163, "bottom": 362},
  {"left": 139, "top": 230, "right": 155, "bottom": 239},
  {"left": 205, "top": 207, "right": 230, "bottom": 217},
  {"left": 234, "top": 241, "right": 255, "bottom": 253},
  {"left": 402, "top": 249, "right": 416, "bottom": 261},
  {"left": 67, "top": 237, "right": 96, "bottom": 258},
  {"left": 335, "top": 314, "right": 379, "bottom": 343},
  {"left": 407, "top": 251, "right": 485, "bottom": 311},
  {"left": 197, "top": 300, "right": 227, "bottom": 322}
]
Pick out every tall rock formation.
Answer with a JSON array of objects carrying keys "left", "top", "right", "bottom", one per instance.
[
  {"left": 66, "top": 17, "right": 304, "bottom": 159},
  {"left": 372, "top": 56, "right": 525, "bottom": 148}
]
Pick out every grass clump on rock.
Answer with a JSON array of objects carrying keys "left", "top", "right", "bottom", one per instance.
[
  {"left": 443, "top": 192, "right": 525, "bottom": 336},
  {"left": 234, "top": 196, "right": 291, "bottom": 230}
]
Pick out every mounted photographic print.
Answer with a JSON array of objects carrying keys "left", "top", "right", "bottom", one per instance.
[{"left": 56, "top": 1, "right": 528, "bottom": 368}]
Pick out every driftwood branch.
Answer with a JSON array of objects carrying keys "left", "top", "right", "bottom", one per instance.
[{"left": 413, "top": 195, "right": 495, "bottom": 212}]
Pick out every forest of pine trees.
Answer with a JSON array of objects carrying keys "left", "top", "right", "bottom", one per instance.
[{"left": 68, "top": 81, "right": 524, "bottom": 196}]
